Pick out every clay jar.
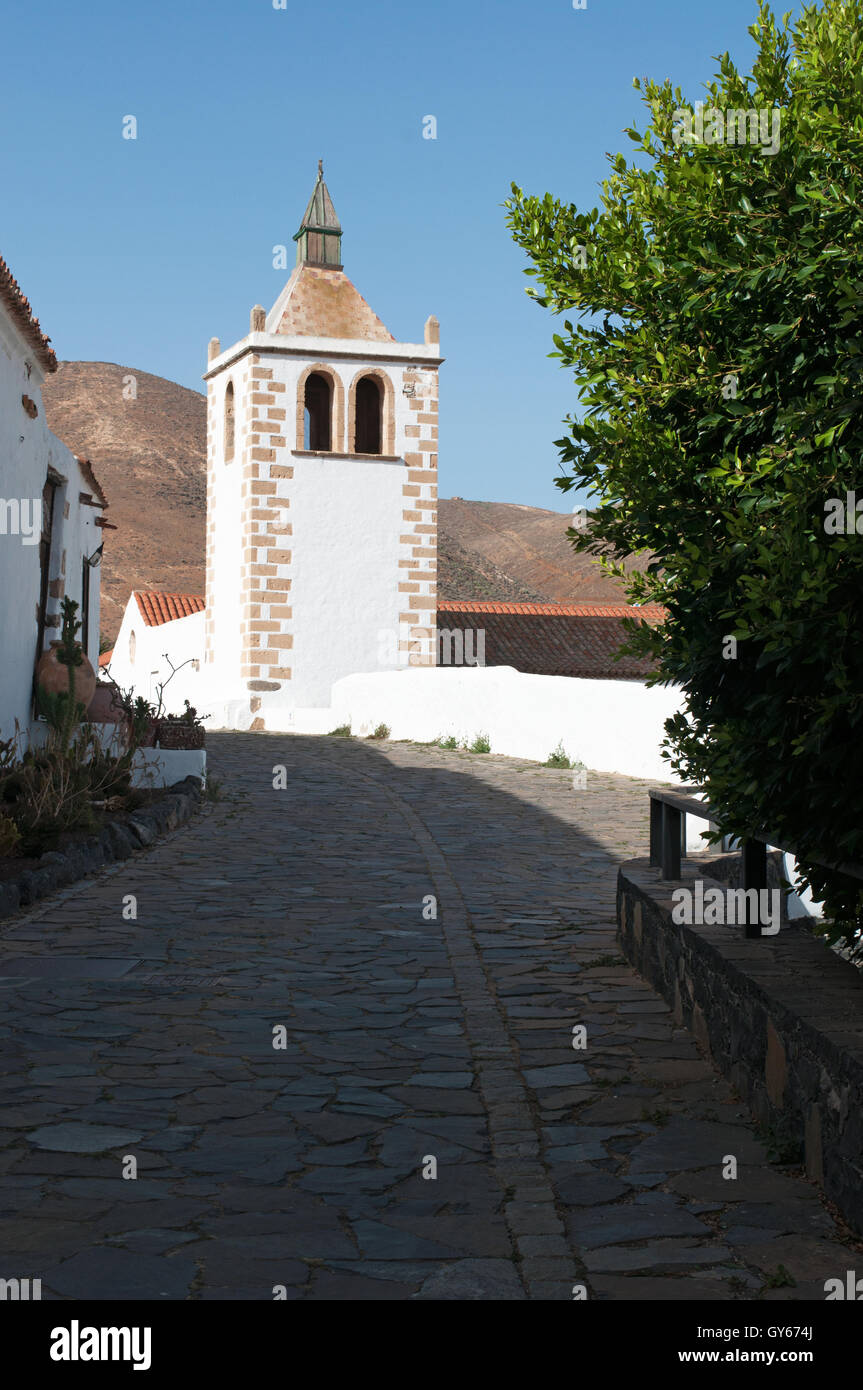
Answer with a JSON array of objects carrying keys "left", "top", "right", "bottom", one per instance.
[
  {"left": 86, "top": 681, "right": 125, "bottom": 723},
  {"left": 36, "top": 641, "right": 97, "bottom": 711}
]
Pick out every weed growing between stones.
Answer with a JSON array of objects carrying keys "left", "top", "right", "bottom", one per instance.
[
  {"left": 368, "top": 723, "right": 390, "bottom": 740},
  {"left": 202, "top": 774, "right": 224, "bottom": 803},
  {"left": 544, "top": 741, "right": 573, "bottom": 768},
  {"left": 763, "top": 1264, "right": 796, "bottom": 1290},
  {"left": 328, "top": 725, "right": 352, "bottom": 738}
]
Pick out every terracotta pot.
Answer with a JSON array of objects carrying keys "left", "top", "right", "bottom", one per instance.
[
  {"left": 86, "top": 682, "right": 125, "bottom": 723},
  {"left": 37, "top": 641, "right": 97, "bottom": 710}
]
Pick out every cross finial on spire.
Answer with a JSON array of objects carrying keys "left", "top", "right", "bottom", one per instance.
[{"left": 318, "top": 158, "right": 323, "bottom": 176}]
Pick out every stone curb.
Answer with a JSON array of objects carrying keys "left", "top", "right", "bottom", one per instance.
[
  {"left": 617, "top": 855, "right": 863, "bottom": 1236},
  {"left": 0, "top": 776, "right": 204, "bottom": 922}
]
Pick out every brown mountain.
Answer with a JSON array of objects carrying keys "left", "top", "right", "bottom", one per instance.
[
  {"left": 41, "top": 361, "right": 206, "bottom": 639},
  {"left": 41, "top": 361, "right": 644, "bottom": 639},
  {"left": 437, "top": 498, "right": 649, "bottom": 604}
]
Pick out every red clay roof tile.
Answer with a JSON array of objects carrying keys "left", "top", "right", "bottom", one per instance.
[
  {"left": 133, "top": 592, "right": 205, "bottom": 627},
  {"left": 437, "top": 600, "right": 664, "bottom": 679}
]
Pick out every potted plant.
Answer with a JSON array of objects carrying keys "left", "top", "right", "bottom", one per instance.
[{"left": 155, "top": 701, "right": 206, "bottom": 750}]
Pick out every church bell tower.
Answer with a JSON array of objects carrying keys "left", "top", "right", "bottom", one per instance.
[{"left": 202, "top": 163, "right": 442, "bottom": 728}]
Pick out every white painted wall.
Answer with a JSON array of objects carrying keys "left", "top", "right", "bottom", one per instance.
[
  {"left": 0, "top": 299, "right": 103, "bottom": 746},
  {"left": 285, "top": 665, "right": 684, "bottom": 780},
  {"left": 289, "top": 453, "right": 405, "bottom": 705},
  {"left": 131, "top": 746, "right": 206, "bottom": 789}
]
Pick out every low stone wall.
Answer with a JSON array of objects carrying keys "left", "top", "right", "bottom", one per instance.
[
  {"left": 618, "top": 855, "right": 863, "bottom": 1234},
  {"left": 0, "top": 776, "right": 203, "bottom": 922}
]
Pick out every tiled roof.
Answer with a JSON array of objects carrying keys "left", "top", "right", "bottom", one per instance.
[
  {"left": 269, "top": 264, "right": 395, "bottom": 341},
  {"left": 133, "top": 592, "right": 205, "bottom": 627},
  {"left": 436, "top": 600, "right": 664, "bottom": 680},
  {"left": 98, "top": 650, "right": 113, "bottom": 667},
  {"left": 124, "top": 595, "right": 660, "bottom": 675},
  {"left": 0, "top": 254, "right": 57, "bottom": 372},
  {"left": 438, "top": 600, "right": 665, "bottom": 619}
]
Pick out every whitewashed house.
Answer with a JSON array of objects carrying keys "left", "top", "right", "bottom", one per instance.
[
  {"left": 106, "top": 591, "right": 205, "bottom": 711},
  {"left": 0, "top": 254, "right": 108, "bottom": 747}
]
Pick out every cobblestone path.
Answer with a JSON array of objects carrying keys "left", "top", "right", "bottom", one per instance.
[{"left": 0, "top": 733, "right": 853, "bottom": 1300}]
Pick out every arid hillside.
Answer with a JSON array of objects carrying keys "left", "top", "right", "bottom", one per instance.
[
  {"left": 438, "top": 498, "right": 650, "bottom": 605},
  {"left": 42, "top": 361, "right": 206, "bottom": 639}
]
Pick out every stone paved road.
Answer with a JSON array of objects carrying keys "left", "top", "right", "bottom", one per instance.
[{"left": 0, "top": 733, "right": 855, "bottom": 1299}]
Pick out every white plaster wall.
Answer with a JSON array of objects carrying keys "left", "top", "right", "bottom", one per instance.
[
  {"left": 288, "top": 454, "right": 405, "bottom": 706},
  {"left": 0, "top": 302, "right": 103, "bottom": 746},
  {"left": 131, "top": 746, "right": 206, "bottom": 789},
  {"left": 303, "top": 666, "right": 685, "bottom": 780}
]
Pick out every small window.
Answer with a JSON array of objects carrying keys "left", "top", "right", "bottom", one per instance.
[
  {"left": 129, "top": 630, "right": 136, "bottom": 665},
  {"left": 355, "top": 376, "right": 382, "bottom": 454},
  {"left": 304, "top": 372, "right": 332, "bottom": 451},
  {"left": 225, "top": 381, "right": 235, "bottom": 461}
]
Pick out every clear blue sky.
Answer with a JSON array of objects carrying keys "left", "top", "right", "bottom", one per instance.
[{"left": 2, "top": 0, "right": 777, "bottom": 510}]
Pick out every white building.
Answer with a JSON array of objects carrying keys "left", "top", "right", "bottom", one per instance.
[
  {"left": 0, "top": 254, "right": 107, "bottom": 746},
  {"left": 106, "top": 591, "right": 205, "bottom": 712},
  {"left": 200, "top": 163, "right": 441, "bottom": 730}
]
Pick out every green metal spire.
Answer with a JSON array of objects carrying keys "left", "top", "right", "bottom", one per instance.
[{"left": 293, "top": 160, "right": 343, "bottom": 269}]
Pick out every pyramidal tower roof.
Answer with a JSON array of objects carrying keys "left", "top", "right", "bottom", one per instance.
[{"left": 266, "top": 161, "right": 395, "bottom": 343}]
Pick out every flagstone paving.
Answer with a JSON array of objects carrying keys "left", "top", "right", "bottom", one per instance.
[{"left": 0, "top": 732, "right": 855, "bottom": 1300}]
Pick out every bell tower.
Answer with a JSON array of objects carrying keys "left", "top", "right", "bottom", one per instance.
[{"left": 202, "top": 164, "right": 442, "bottom": 729}]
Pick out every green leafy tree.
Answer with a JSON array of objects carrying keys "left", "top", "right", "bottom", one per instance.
[{"left": 506, "top": 0, "right": 863, "bottom": 926}]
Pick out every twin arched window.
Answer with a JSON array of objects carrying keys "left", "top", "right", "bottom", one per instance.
[{"left": 298, "top": 368, "right": 389, "bottom": 456}]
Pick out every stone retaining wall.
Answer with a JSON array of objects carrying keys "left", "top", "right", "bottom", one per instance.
[
  {"left": 0, "top": 776, "right": 203, "bottom": 921},
  {"left": 618, "top": 855, "right": 863, "bottom": 1234}
]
